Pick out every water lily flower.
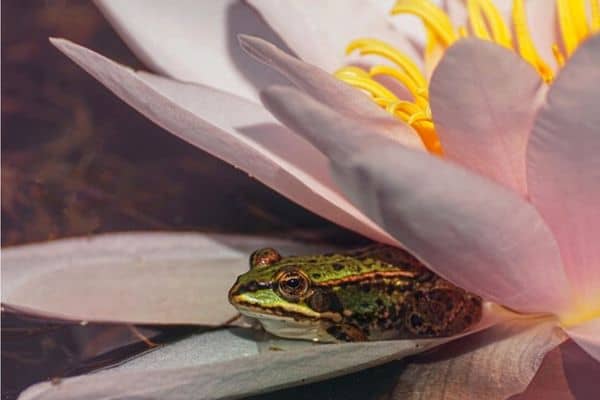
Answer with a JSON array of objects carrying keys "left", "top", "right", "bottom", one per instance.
[{"left": 3, "top": 0, "right": 600, "bottom": 398}]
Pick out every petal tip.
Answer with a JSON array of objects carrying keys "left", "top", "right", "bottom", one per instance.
[
  {"left": 48, "top": 36, "right": 70, "bottom": 49},
  {"left": 237, "top": 34, "right": 271, "bottom": 62}
]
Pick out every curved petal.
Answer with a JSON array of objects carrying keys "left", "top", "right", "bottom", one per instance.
[
  {"left": 527, "top": 34, "right": 600, "bottom": 307},
  {"left": 565, "top": 318, "right": 600, "bottom": 362},
  {"left": 392, "top": 318, "right": 567, "bottom": 400},
  {"left": 246, "top": 0, "right": 420, "bottom": 72},
  {"left": 238, "top": 35, "right": 425, "bottom": 151},
  {"left": 50, "top": 38, "right": 392, "bottom": 242},
  {"left": 17, "top": 303, "right": 507, "bottom": 400},
  {"left": 1, "top": 232, "right": 331, "bottom": 324},
  {"left": 95, "top": 0, "right": 288, "bottom": 102},
  {"left": 261, "top": 86, "right": 572, "bottom": 314},
  {"left": 430, "top": 38, "right": 546, "bottom": 195},
  {"left": 13, "top": 340, "right": 448, "bottom": 400}
]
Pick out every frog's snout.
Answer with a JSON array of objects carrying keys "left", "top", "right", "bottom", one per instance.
[{"left": 227, "top": 276, "right": 242, "bottom": 305}]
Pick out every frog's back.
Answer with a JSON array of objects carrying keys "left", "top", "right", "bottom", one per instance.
[
  {"left": 229, "top": 244, "right": 482, "bottom": 342},
  {"left": 289, "top": 245, "right": 482, "bottom": 341}
]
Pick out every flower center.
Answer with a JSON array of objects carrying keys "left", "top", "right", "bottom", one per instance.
[
  {"left": 559, "top": 303, "right": 600, "bottom": 328},
  {"left": 336, "top": 0, "right": 600, "bottom": 154}
]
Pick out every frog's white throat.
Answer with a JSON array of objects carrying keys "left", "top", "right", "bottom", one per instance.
[{"left": 237, "top": 307, "right": 334, "bottom": 342}]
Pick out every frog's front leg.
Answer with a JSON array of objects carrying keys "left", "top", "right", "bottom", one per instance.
[{"left": 324, "top": 322, "right": 368, "bottom": 342}]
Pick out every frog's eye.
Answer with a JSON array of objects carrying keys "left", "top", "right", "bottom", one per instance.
[
  {"left": 276, "top": 269, "right": 310, "bottom": 301},
  {"left": 249, "top": 248, "right": 282, "bottom": 269}
]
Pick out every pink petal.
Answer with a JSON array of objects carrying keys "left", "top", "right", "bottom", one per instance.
[
  {"left": 246, "top": 0, "right": 419, "bottom": 72},
  {"left": 50, "top": 38, "right": 392, "bottom": 242},
  {"left": 1, "top": 232, "right": 330, "bottom": 324},
  {"left": 430, "top": 38, "right": 546, "bottom": 195},
  {"left": 95, "top": 0, "right": 287, "bottom": 102},
  {"left": 261, "top": 86, "right": 572, "bottom": 314},
  {"left": 238, "top": 35, "right": 425, "bottom": 151},
  {"left": 527, "top": 34, "right": 600, "bottom": 306},
  {"left": 565, "top": 318, "right": 600, "bottom": 363}
]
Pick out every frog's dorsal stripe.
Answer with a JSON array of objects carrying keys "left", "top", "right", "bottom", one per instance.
[{"left": 312, "top": 270, "right": 418, "bottom": 287}]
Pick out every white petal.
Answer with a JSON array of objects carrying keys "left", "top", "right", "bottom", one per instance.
[
  {"left": 1, "top": 232, "right": 332, "bottom": 324},
  {"left": 389, "top": 318, "right": 567, "bottom": 399},
  {"left": 50, "top": 38, "right": 392, "bottom": 242},
  {"left": 261, "top": 86, "right": 572, "bottom": 314},
  {"left": 238, "top": 35, "right": 391, "bottom": 118},
  {"left": 246, "top": 0, "right": 419, "bottom": 72},
  {"left": 238, "top": 35, "right": 425, "bottom": 151},
  {"left": 95, "top": 0, "right": 288, "bottom": 102},
  {"left": 17, "top": 303, "right": 508, "bottom": 400}
]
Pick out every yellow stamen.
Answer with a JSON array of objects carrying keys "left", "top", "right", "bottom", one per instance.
[
  {"left": 391, "top": 0, "right": 457, "bottom": 47},
  {"left": 369, "top": 65, "right": 429, "bottom": 108},
  {"left": 337, "top": 0, "right": 598, "bottom": 157},
  {"left": 592, "top": 0, "right": 600, "bottom": 32},
  {"left": 560, "top": 306, "right": 600, "bottom": 328},
  {"left": 571, "top": 0, "right": 590, "bottom": 39},
  {"left": 467, "top": 0, "right": 492, "bottom": 41},
  {"left": 334, "top": 66, "right": 371, "bottom": 80},
  {"left": 386, "top": 100, "right": 424, "bottom": 118},
  {"left": 412, "top": 121, "right": 442, "bottom": 155},
  {"left": 346, "top": 38, "right": 427, "bottom": 89},
  {"left": 335, "top": 74, "right": 398, "bottom": 101},
  {"left": 475, "top": 0, "right": 513, "bottom": 47},
  {"left": 552, "top": 44, "right": 566, "bottom": 67},
  {"left": 372, "top": 97, "right": 408, "bottom": 116},
  {"left": 512, "top": 0, "right": 554, "bottom": 82},
  {"left": 557, "top": 0, "right": 587, "bottom": 55}
]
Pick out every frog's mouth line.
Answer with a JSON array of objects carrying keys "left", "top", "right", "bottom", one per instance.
[{"left": 231, "top": 300, "right": 320, "bottom": 323}]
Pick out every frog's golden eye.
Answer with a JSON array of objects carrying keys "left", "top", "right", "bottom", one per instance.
[
  {"left": 249, "top": 248, "right": 282, "bottom": 269},
  {"left": 276, "top": 269, "right": 310, "bottom": 301}
]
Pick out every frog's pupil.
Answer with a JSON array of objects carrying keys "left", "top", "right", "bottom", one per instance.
[{"left": 286, "top": 278, "right": 300, "bottom": 288}]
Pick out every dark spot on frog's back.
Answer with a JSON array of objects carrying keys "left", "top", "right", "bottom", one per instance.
[
  {"left": 306, "top": 289, "right": 343, "bottom": 313},
  {"left": 332, "top": 263, "right": 344, "bottom": 271},
  {"left": 410, "top": 314, "right": 423, "bottom": 328},
  {"left": 311, "top": 273, "right": 321, "bottom": 279}
]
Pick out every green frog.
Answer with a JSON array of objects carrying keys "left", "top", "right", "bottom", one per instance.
[{"left": 228, "top": 245, "right": 482, "bottom": 342}]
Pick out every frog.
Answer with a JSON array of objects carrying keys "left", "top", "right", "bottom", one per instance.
[{"left": 228, "top": 245, "right": 482, "bottom": 342}]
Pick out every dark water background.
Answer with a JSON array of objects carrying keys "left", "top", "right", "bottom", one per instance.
[{"left": 1, "top": 1, "right": 599, "bottom": 399}]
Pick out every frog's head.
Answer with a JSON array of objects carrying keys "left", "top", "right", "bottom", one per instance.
[{"left": 228, "top": 248, "right": 343, "bottom": 341}]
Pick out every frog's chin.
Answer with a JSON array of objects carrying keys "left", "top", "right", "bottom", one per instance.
[{"left": 236, "top": 307, "right": 336, "bottom": 343}]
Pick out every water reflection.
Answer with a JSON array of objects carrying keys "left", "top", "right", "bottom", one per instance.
[{"left": 1, "top": 308, "right": 197, "bottom": 399}]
